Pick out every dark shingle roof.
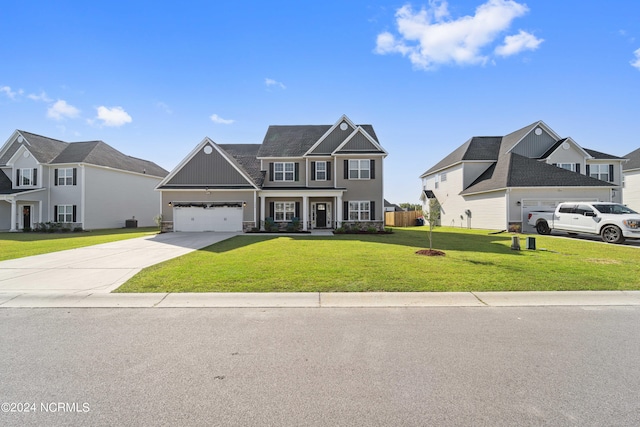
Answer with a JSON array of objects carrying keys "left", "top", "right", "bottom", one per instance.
[
  {"left": 257, "top": 124, "right": 379, "bottom": 158},
  {"left": 0, "top": 130, "right": 168, "bottom": 177},
  {"left": 0, "top": 169, "right": 17, "bottom": 194},
  {"left": 420, "top": 136, "right": 501, "bottom": 176},
  {"left": 623, "top": 147, "right": 640, "bottom": 171},
  {"left": 584, "top": 148, "right": 624, "bottom": 160},
  {"left": 461, "top": 153, "right": 614, "bottom": 195},
  {"left": 219, "top": 144, "right": 264, "bottom": 187}
]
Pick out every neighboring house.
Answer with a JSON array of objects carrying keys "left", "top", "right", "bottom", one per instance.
[
  {"left": 157, "top": 115, "right": 387, "bottom": 232},
  {"left": 419, "top": 121, "right": 626, "bottom": 232},
  {"left": 384, "top": 199, "right": 403, "bottom": 212},
  {"left": 622, "top": 147, "right": 640, "bottom": 211},
  {"left": 0, "top": 130, "right": 168, "bottom": 231}
]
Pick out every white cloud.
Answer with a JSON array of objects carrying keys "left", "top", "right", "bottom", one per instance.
[
  {"left": 95, "top": 106, "right": 132, "bottom": 127},
  {"left": 1, "top": 86, "right": 18, "bottom": 99},
  {"left": 631, "top": 48, "right": 640, "bottom": 70},
  {"left": 47, "top": 100, "right": 80, "bottom": 120},
  {"left": 210, "top": 114, "right": 235, "bottom": 124},
  {"left": 28, "top": 91, "right": 53, "bottom": 102},
  {"left": 375, "top": 0, "right": 539, "bottom": 70},
  {"left": 265, "top": 78, "right": 286, "bottom": 89},
  {"left": 495, "top": 30, "right": 543, "bottom": 56}
]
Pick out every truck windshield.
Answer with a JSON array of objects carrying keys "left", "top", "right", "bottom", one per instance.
[{"left": 592, "top": 204, "right": 638, "bottom": 214}]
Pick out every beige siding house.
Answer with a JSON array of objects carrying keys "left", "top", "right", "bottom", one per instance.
[
  {"left": 623, "top": 148, "right": 640, "bottom": 212},
  {"left": 157, "top": 115, "right": 388, "bottom": 232},
  {"left": 420, "top": 121, "right": 626, "bottom": 232},
  {"left": 0, "top": 130, "right": 168, "bottom": 231}
]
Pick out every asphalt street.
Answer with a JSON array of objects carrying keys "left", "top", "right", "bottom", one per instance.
[{"left": 1, "top": 306, "right": 639, "bottom": 426}]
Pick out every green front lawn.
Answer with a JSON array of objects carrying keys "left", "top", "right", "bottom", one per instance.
[
  {"left": 0, "top": 228, "right": 159, "bottom": 261},
  {"left": 115, "top": 227, "right": 640, "bottom": 293}
]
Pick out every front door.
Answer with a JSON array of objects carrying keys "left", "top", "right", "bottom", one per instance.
[
  {"left": 316, "top": 203, "right": 327, "bottom": 228},
  {"left": 22, "top": 205, "right": 31, "bottom": 229}
]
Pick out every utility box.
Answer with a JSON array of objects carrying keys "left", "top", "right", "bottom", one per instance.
[
  {"left": 511, "top": 235, "right": 521, "bottom": 250},
  {"left": 526, "top": 236, "right": 536, "bottom": 250},
  {"left": 125, "top": 218, "right": 138, "bottom": 228}
]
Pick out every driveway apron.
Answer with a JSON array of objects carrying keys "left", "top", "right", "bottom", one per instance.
[{"left": 0, "top": 232, "right": 236, "bottom": 294}]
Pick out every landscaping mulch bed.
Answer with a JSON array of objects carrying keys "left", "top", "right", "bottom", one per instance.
[{"left": 415, "top": 249, "right": 446, "bottom": 256}]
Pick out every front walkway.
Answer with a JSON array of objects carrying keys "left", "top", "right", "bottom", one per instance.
[{"left": 0, "top": 232, "right": 237, "bottom": 294}]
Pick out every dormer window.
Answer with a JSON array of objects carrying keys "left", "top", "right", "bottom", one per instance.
[{"left": 17, "top": 168, "right": 37, "bottom": 187}]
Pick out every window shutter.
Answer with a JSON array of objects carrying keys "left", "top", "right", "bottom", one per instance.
[
  {"left": 54, "top": 169, "right": 59, "bottom": 186},
  {"left": 585, "top": 165, "right": 590, "bottom": 176},
  {"left": 311, "top": 162, "right": 316, "bottom": 181},
  {"left": 16, "top": 169, "right": 21, "bottom": 185},
  {"left": 370, "top": 201, "right": 376, "bottom": 221},
  {"left": 269, "top": 202, "right": 274, "bottom": 218},
  {"left": 370, "top": 160, "right": 375, "bottom": 179},
  {"left": 609, "top": 165, "right": 614, "bottom": 182},
  {"left": 327, "top": 161, "right": 331, "bottom": 180},
  {"left": 343, "top": 201, "right": 348, "bottom": 220},
  {"left": 294, "top": 163, "right": 299, "bottom": 181},
  {"left": 73, "top": 168, "right": 77, "bottom": 185},
  {"left": 552, "top": 163, "right": 557, "bottom": 167},
  {"left": 72, "top": 205, "right": 77, "bottom": 223},
  {"left": 33, "top": 168, "right": 37, "bottom": 186},
  {"left": 269, "top": 163, "right": 274, "bottom": 181},
  {"left": 344, "top": 160, "right": 349, "bottom": 179},
  {"left": 575, "top": 163, "right": 580, "bottom": 174},
  {"left": 295, "top": 202, "right": 300, "bottom": 217},
  {"left": 54, "top": 205, "right": 58, "bottom": 220}
]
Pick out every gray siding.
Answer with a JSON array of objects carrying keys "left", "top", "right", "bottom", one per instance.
[
  {"left": 166, "top": 144, "right": 251, "bottom": 187},
  {"left": 262, "top": 159, "right": 306, "bottom": 188},
  {"left": 511, "top": 129, "right": 557, "bottom": 158},
  {"left": 0, "top": 202, "right": 9, "bottom": 230},
  {"left": 308, "top": 121, "right": 354, "bottom": 155},
  {"left": 338, "top": 131, "right": 381, "bottom": 153},
  {"left": 336, "top": 156, "right": 384, "bottom": 220}
]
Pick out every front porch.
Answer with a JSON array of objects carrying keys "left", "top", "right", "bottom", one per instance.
[{"left": 259, "top": 189, "right": 345, "bottom": 232}]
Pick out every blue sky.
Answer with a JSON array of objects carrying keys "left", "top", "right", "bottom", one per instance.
[{"left": 2, "top": 0, "right": 640, "bottom": 204}]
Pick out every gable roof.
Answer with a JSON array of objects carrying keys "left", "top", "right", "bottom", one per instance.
[
  {"left": 0, "top": 130, "right": 167, "bottom": 177},
  {"left": 420, "top": 136, "right": 501, "bottom": 177},
  {"left": 583, "top": 148, "right": 624, "bottom": 160},
  {"left": 623, "top": 147, "right": 640, "bottom": 171}
]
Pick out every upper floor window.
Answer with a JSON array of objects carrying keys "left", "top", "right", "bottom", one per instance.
[
  {"left": 274, "top": 162, "right": 295, "bottom": 181},
  {"left": 315, "top": 161, "right": 327, "bottom": 181},
  {"left": 439, "top": 172, "right": 447, "bottom": 182},
  {"left": 17, "top": 168, "right": 37, "bottom": 186},
  {"left": 349, "top": 159, "right": 370, "bottom": 179},
  {"left": 589, "top": 164, "right": 610, "bottom": 182},
  {"left": 557, "top": 163, "right": 575, "bottom": 172},
  {"left": 56, "top": 168, "right": 75, "bottom": 186}
]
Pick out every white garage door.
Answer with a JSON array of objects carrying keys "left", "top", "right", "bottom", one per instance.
[{"left": 174, "top": 206, "right": 243, "bottom": 232}]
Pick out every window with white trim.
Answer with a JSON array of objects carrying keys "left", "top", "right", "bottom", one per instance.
[
  {"left": 57, "top": 168, "right": 74, "bottom": 186},
  {"left": 57, "top": 205, "right": 74, "bottom": 223},
  {"left": 589, "top": 164, "right": 610, "bottom": 181},
  {"left": 274, "top": 202, "right": 295, "bottom": 222},
  {"left": 19, "top": 168, "right": 33, "bottom": 186},
  {"left": 349, "top": 160, "right": 370, "bottom": 179},
  {"left": 349, "top": 201, "right": 370, "bottom": 221},
  {"left": 557, "top": 163, "right": 575, "bottom": 172},
  {"left": 315, "top": 161, "right": 327, "bottom": 181},
  {"left": 440, "top": 172, "right": 447, "bottom": 182},
  {"left": 274, "top": 162, "right": 295, "bottom": 181}
]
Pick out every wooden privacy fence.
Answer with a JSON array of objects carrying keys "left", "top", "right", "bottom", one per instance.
[{"left": 385, "top": 210, "right": 423, "bottom": 227}]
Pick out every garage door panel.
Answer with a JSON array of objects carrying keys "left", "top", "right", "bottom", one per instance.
[{"left": 174, "top": 206, "right": 243, "bottom": 232}]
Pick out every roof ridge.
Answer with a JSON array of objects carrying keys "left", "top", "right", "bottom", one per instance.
[{"left": 18, "top": 130, "right": 69, "bottom": 144}]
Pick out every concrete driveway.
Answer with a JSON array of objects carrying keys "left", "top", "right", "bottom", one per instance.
[{"left": 0, "top": 232, "right": 237, "bottom": 294}]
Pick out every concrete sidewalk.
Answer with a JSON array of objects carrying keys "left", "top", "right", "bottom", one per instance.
[
  {"left": 0, "top": 232, "right": 237, "bottom": 294},
  {"left": 1, "top": 291, "right": 639, "bottom": 308}
]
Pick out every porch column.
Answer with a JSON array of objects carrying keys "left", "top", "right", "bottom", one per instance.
[
  {"left": 9, "top": 199, "right": 17, "bottom": 232},
  {"left": 336, "top": 195, "right": 343, "bottom": 228},
  {"left": 259, "top": 195, "right": 266, "bottom": 231},
  {"left": 302, "top": 195, "right": 308, "bottom": 231}
]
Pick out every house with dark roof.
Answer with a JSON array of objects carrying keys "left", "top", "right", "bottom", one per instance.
[
  {"left": 0, "top": 130, "right": 168, "bottom": 231},
  {"left": 157, "top": 115, "right": 387, "bottom": 232},
  {"left": 419, "top": 121, "right": 626, "bottom": 232},
  {"left": 622, "top": 147, "right": 640, "bottom": 211}
]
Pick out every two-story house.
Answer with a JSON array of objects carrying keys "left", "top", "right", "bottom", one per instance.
[
  {"left": 0, "top": 130, "right": 168, "bottom": 231},
  {"left": 622, "top": 147, "right": 640, "bottom": 212},
  {"left": 419, "top": 121, "right": 626, "bottom": 232},
  {"left": 157, "top": 115, "right": 387, "bottom": 232}
]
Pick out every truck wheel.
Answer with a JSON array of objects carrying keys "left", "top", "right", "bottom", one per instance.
[
  {"left": 536, "top": 221, "right": 551, "bottom": 235},
  {"left": 601, "top": 225, "right": 625, "bottom": 244}
]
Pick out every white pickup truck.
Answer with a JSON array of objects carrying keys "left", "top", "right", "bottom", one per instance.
[{"left": 527, "top": 202, "right": 640, "bottom": 244}]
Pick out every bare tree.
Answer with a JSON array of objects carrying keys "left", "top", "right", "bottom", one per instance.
[{"left": 424, "top": 198, "right": 441, "bottom": 251}]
